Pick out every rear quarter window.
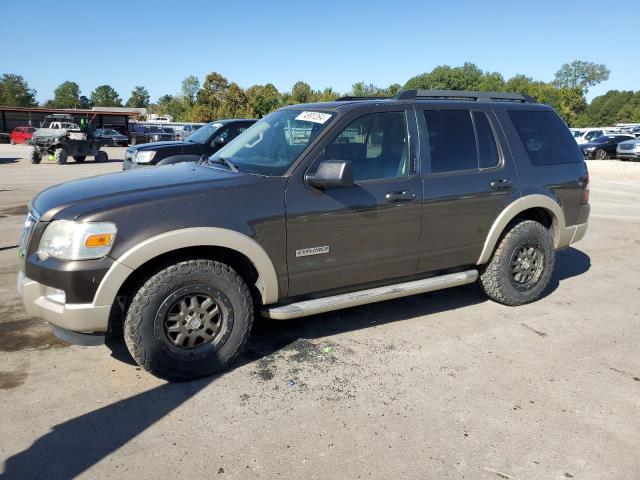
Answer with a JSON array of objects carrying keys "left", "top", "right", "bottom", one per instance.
[{"left": 508, "top": 110, "right": 581, "bottom": 165}]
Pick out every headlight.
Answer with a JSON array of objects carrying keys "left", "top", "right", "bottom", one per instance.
[
  {"left": 135, "top": 151, "right": 156, "bottom": 163},
  {"left": 37, "top": 220, "right": 116, "bottom": 260}
]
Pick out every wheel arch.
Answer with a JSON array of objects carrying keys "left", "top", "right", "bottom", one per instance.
[
  {"left": 477, "top": 194, "right": 566, "bottom": 265},
  {"left": 93, "top": 227, "right": 279, "bottom": 308}
]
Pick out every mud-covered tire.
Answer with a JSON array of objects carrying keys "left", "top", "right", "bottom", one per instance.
[
  {"left": 54, "top": 148, "right": 68, "bottom": 165},
  {"left": 479, "top": 220, "right": 555, "bottom": 306},
  {"left": 73, "top": 155, "right": 86, "bottom": 163},
  {"left": 30, "top": 149, "right": 41, "bottom": 164},
  {"left": 124, "top": 259, "right": 254, "bottom": 381}
]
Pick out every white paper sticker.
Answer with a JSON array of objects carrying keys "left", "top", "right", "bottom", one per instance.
[{"left": 295, "top": 111, "right": 332, "bottom": 124}]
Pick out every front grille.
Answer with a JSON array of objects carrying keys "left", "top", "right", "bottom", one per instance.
[{"left": 619, "top": 143, "right": 636, "bottom": 151}]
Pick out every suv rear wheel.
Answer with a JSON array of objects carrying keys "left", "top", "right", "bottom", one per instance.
[
  {"left": 124, "top": 259, "right": 254, "bottom": 381},
  {"left": 479, "top": 220, "right": 554, "bottom": 306},
  {"left": 30, "top": 149, "right": 41, "bottom": 164}
]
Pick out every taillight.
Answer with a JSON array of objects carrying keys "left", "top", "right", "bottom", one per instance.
[{"left": 581, "top": 171, "right": 589, "bottom": 203}]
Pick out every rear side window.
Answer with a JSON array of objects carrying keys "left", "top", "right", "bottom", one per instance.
[
  {"left": 473, "top": 111, "right": 499, "bottom": 169},
  {"left": 508, "top": 110, "right": 580, "bottom": 165},
  {"left": 424, "top": 110, "right": 477, "bottom": 173}
]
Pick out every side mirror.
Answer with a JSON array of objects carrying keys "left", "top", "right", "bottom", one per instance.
[
  {"left": 305, "top": 160, "right": 354, "bottom": 189},
  {"left": 212, "top": 136, "right": 225, "bottom": 147}
]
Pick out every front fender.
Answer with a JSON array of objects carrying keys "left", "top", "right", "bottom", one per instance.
[{"left": 93, "top": 227, "right": 280, "bottom": 308}]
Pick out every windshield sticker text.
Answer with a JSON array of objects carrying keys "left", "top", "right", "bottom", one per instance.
[{"left": 295, "top": 111, "right": 332, "bottom": 124}]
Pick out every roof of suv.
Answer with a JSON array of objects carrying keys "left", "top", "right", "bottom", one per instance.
[{"left": 281, "top": 89, "right": 550, "bottom": 114}]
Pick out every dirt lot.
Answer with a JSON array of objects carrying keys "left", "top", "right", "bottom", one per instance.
[{"left": 0, "top": 144, "right": 639, "bottom": 479}]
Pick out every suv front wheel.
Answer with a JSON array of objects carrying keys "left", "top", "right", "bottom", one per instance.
[
  {"left": 124, "top": 259, "right": 254, "bottom": 381},
  {"left": 479, "top": 220, "right": 555, "bottom": 306}
]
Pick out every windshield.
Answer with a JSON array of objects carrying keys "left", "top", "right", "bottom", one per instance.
[
  {"left": 592, "top": 136, "right": 611, "bottom": 144},
  {"left": 161, "top": 128, "right": 173, "bottom": 133},
  {"left": 186, "top": 122, "right": 224, "bottom": 143},
  {"left": 572, "top": 130, "right": 584, "bottom": 138},
  {"left": 148, "top": 126, "right": 162, "bottom": 133},
  {"left": 103, "top": 129, "right": 119, "bottom": 135},
  {"left": 209, "top": 110, "right": 335, "bottom": 175}
]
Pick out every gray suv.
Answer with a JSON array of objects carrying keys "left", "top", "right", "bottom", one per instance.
[{"left": 17, "top": 89, "right": 590, "bottom": 381}]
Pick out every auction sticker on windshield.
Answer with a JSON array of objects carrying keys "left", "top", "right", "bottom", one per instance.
[{"left": 295, "top": 111, "right": 332, "bottom": 124}]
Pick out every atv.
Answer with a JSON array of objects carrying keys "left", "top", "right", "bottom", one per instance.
[{"left": 28, "top": 114, "right": 108, "bottom": 165}]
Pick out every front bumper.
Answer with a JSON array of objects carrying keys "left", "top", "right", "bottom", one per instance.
[
  {"left": 18, "top": 270, "right": 111, "bottom": 333},
  {"left": 122, "top": 158, "right": 148, "bottom": 170},
  {"left": 616, "top": 151, "right": 640, "bottom": 160}
]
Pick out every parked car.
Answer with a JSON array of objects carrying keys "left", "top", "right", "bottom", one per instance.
[
  {"left": 160, "top": 127, "right": 176, "bottom": 140},
  {"left": 95, "top": 128, "right": 129, "bottom": 146},
  {"left": 572, "top": 128, "right": 616, "bottom": 145},
  {"left": 10, "top": 126, "right": 36, "bottom": 145},
  {"left": 129, "top": 125, "right": 174, "bottom": 145},
  {"left": 123, "top": 119, "right": 255, "bottom": 170},
  {"left": 581, "top": 134, "right": 636, "bottom": 159},
  {"left": 17, "top": 89, "right": 590, "bottom": 381},
  {"left": 175, "top": 124, "right": 200, "bottom": 140},
  {"left": 616, "top": 139, "right": 640, "bottom": 161}
]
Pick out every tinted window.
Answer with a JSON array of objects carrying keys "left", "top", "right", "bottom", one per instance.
[
  {"left": 473, "top": 111, "right": 499, "bottom": 168},
  {"left": 323, "top": 112, "right": 409, "bottom": 182},
  {"left": 424, "top": 110, "right": 477, "bottom": 173},
  {"left": 508, "top": 110, "right": 580, "bottom": 165}
]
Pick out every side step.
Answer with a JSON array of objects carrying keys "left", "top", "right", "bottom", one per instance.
[{"left": 261, "top": 269, "right": 478, "bottom": 320}]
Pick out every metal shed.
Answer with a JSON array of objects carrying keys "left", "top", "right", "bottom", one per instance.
[{"left": 0, "top": 107, "right": 132, "bottom": 136}]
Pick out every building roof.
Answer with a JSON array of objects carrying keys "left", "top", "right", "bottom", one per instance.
[
  {"left": 0, "top": 106, "right": 133, "bottom": 117},
  {"left": 92, "top": 106, "right": 146, "bottom": 115}
]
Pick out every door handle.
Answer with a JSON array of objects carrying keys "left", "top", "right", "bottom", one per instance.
[
  {"left": 386, "top": 190, "right": 416, "bottom": 203},
  {"left": 490, "top": 178, "right": 513, "bottom": 190}
]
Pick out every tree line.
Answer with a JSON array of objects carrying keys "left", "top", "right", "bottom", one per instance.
[{"left": 1, "top": 60, "right": 638, "bottom": 127}]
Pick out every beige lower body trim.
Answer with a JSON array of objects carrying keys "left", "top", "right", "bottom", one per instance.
[
  {"left": 559, "top": 222, "right": 588, "bottom": 248},
  {"left": 18, "top": 271, "right": 110, "bottom": 332},
  {"left": 262, "top": 270, "right": 478, "bottom": 320}
]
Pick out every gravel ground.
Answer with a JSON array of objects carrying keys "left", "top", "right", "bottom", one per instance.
[{"left": 0, "top": 144, "right": 639, "bottom": 479}]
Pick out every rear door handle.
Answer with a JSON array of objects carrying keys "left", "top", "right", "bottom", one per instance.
[
  {"left": 386, "top": 190, "right": 416, "bottom": 203},
  {"left": 490, "top": 178, "right": 513, "bottom": 190}
]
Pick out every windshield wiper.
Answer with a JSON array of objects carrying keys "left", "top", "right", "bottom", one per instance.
[{"left": 206, "top": 156, "right": 239, "bottom": 172}]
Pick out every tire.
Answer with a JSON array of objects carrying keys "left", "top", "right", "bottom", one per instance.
[
  {"left": 479, "top": 220, "right": 555, "bottom": 306},
  {"left": 30, "top": 149, "right": 41, "bottom": 164},
  {"left": 124, "top": 259, "right": 254, "bottom": 381},
  {"left": 95, "top": 151, "right": 108, "bottom": 163},
  {"left": 54, "top": 148, "right": 68, "bottom": 165},
  {"left": 594, "top": 148, "right": 607, "bottom": 160},
  {"left": 131, "top": 137, "right": 137, "bottom": 146},
  {"left": 73, "top": 155, "right": 86, "bottom": 163}
]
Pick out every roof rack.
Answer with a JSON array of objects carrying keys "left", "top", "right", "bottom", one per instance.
[
  {"left": 335, "top": 96, "right": 391, "bottom": 101},
  {"left": 394, "top": 89, "right": 536, "bottom": 103}
]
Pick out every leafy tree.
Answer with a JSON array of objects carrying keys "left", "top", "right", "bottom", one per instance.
[
  {"left": 0, "top": 73, "right": 37, "bottom": 107},
  {"left": 181, "top": 75, "right": 200, "bottom": 105},
  {"left": 246, "top": 83, "right": 280, "bottom": 117},
  {"left": 196, "top": 72, "right": 229, "bottom": 115},
  {"left": 217, "top": 83, "right": 250, "bottom": 118},
  {"left": 126, "top": 85, "right": 150, "bottom": 108},
  {"left": 583, "top": 90, "right": 640, "bottom": 126},
  {"left": 314, "top": 87, "right": 340, "bottom": 102},
  {"left": 155, "top": 94, "right": 188, "bottom": 121},
  {"left": 291, "top": 81, "right": 313, "bottom": 103},
  {"left": 90, "top": 85, "right": 122, "bottom": 107},
  {"left": 349, "top": 82, "right": 386, "bottom": 97},
  {"left": 47, "top": 81, "right": 81, "bottom": 108},
  {"left": 553, "top": 60, "right": 610, "bottom": 94},
  {"left": 405, "top": 63, "right": 485, "bottom": 91},
  {"left": 385, "top": 83, "right": 402, "bottom": 96},
  {"left": 79, "top": 95, "right": 92, "bottom": 109}
]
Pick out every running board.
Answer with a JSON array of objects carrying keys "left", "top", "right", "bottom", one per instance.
[{"left": 261, "top": 269, "right": 478, "bottom": 320}]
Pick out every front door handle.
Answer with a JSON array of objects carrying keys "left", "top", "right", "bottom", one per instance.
[
  {"left": 490, "top": 178, "right": 513, "bottom": 190},
  {"left": 386, "top": 190, "right": 416, "bottom": 203}
]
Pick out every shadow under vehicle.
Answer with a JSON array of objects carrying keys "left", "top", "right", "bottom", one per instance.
[{"left": 28, "top": 114, "right": 108, "bottom": 165}]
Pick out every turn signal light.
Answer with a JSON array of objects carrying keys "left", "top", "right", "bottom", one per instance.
[{"left": 84, "top": 233, "right": 113, "bottom": 248}]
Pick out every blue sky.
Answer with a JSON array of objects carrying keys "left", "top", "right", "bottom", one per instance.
[{"left": 2, "top": 0, "right": 637, "bottom": 104}]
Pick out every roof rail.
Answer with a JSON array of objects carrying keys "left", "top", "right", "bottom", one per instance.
[
  {"left": 394, "top": 89, "right": 536, "bottom": 103},
  {"left": 335, "top": 96, "right": 391, "bottom": 101}
]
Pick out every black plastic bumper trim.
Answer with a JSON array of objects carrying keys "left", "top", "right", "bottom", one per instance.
[{"left": 51, "top": 324, "right": 106, "bottom": 346}]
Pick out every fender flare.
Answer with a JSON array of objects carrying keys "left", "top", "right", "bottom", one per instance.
[
  {"left": 93, "top": 227, "right": 279, "bottom": 307},
  {"left": 476, "top": 194, "right": 566, "bottom": 265}
]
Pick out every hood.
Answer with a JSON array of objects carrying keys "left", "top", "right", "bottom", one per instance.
[
  {"left": 32, "top": 162, "right": 248, "bottom": 221},
  {"left": 131, "top": 140, "right": 184, "bottom": 151}
]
